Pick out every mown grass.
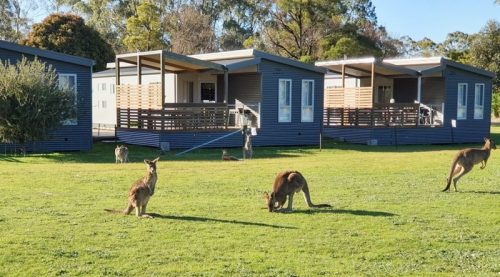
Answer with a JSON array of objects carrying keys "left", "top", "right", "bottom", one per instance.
[{"left": 0, "top": 127, "right": 499, "bottom": 276}]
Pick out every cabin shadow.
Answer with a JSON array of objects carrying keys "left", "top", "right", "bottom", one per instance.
[
  {"left": 292, "top": 208, "right": 397, "bottom": 217},
  {"left": 147, "top": 213, "right": 297, "bottom": 229}
]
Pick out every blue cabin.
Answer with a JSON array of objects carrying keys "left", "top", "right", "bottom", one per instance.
[
  {"left": 0, "top": 40, "right": 94, "bottom": 152},
  {"left": 105, "top": 49, "right": 325, "bottom": 149},
  {"left": 316, "top": 57, "right": 495, "bottom": 145}
]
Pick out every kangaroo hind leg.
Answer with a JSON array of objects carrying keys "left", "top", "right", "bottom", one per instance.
[{"left": 453, "top": 164, "right": 472, "bottom": 192}]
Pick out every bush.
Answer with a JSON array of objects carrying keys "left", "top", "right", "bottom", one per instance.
[
  {"left": 0, "top": 58, "right": 75, "bottom": 148},
  {"left": 492, "top": 88, "right": 500, "bottom": 118}
]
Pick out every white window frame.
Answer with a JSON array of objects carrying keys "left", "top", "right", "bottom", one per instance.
[
  {"left": 457, "top": 83, "right": 468, "bottom": 120},
  {"left": 301, "top": 80, "right": 314, "bottom": 122},
  {"left": 278, "top": 79, "right": 292, "bottom": 123},
  {"left": 59, "top": 73, "right": 78, "bottom": 125},
  {"left": 474, "top": 83, "right": 485, "bottom": 120}
]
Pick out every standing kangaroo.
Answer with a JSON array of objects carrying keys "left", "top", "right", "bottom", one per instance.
[
  {"left": 115, "top": 145, "right": 129, "bottom": 163},
  {"left": 263, "top": 171, "right": 331, "bottom": 212},
  {"left": 106, "top": 158, "right": 160, "bottom": 218},
  {"left": 443, "top": 138, "right": 496, "bottom": 192}
]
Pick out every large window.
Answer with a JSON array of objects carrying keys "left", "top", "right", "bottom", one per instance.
[
  {"left": 457, "top": 83, "right": 468, "bottom": 120},
  {"left": 200, "top": 82, "right": 216, "bottom": 103},
  {"left": 474, "top": 83, "right": 485, "bottom": 119},
  {"left": 301, "top": 80, "right": 314, "bottom": 122},
  {"left": 278, "top": 79, "right": 292, "bottom": 122},
  {"left": 59, "top": 74, "right": 77, "bottom": 125}
]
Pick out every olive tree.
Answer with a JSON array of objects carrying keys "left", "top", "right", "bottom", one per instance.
[{"left": 0, "top": 57, "right": 75, "bottom": 153}]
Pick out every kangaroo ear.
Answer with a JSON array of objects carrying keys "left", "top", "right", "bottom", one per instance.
[
  {"left": 152, "top": 157, "right": 160, "bottom": 163},
  {"left": 144, "top": 159, "right": 150, "bottom": 164},
  {"left": 263, "top": 192, "right": 270, "bottom": 200}
]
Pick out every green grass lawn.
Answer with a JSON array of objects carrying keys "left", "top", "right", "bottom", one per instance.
[{"left": 0, "top": 127, "right": 499, "bottom": 276}]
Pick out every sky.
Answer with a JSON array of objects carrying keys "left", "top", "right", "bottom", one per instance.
[{"left": 371, "top": 0, "right": 500, "bottom": 42}]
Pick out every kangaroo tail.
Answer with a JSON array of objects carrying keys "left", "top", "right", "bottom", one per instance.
[
  {"left": 299, "top": 174, "right": 331, "bottom": 208},
  {"left": 443, "top": 157, "right": 459, "bottom": 192}
]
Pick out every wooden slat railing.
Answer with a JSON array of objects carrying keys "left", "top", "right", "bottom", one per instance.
[
  {"left": 324, "top": 87, "right": 373, "bottom": 108},
  {"left": 117, "top": 103, "right": 232, "bottom": 131},
  {"left": 116, "top": 84, "right": 162, "bottom": 109},
  {"left": 324, "top": 103, "right": 420, "bottom": 127}
]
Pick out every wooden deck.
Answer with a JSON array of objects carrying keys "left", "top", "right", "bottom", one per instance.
[
  {"left": 117, "top": 103, "right": 234, "bottom": 132},
  {"left": 323, "top": 103, "right": 421, "bottom": 127}
]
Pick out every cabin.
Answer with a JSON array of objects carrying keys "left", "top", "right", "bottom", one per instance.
[
  {"left": 95, "top": 49, "right": 326, "bottom": 149},
  {"left": 0, "top": 40, "right": 94, "bottom": 152},
  {"left": 316, "top": 57, "right": 495, "bottom": 145}
]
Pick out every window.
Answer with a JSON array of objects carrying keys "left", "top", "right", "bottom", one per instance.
[
  {"left": 200, "top": 82, "right": 216, "bottom": 103},
  {"left": 376, "top": 86, "right": 393, "bottom": 103},
  {"left": 101, "top": 83, "right": 107, "bottom": 92},
  {"left": 301, "top": 80, "right": 314, "bottom": 122},
  {"left": 457, "top": 83, "right": 468, "bottom": 120},
  {"left": 278, "top": 79, "right": 292, "bottom": 122},
  {"left": 101, "top": 100, "right": 107, "bottom": 109},
  {"left": 59, "top": 74, "right": 78, "bottom": 125},
  {"left": 474, "top": 83, "right": 485, "bottom": 119}
]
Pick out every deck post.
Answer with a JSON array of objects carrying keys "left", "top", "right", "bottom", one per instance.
[
  {"left": 417, "top": 76, "right": 422, "bottom": 126},
  {"left": 137, "top": 55, "right": 142, "bottom": 85},
  {"left": 371, "top": 62, "right": 375, "bottom": 107},
  {"left": 224, "top": 70, "right": 229, "bottom": 104},
  {"left": 160, "top": 51, "right": 165, "bottom": 106},
  {"left": 341, "top": 64, "right": 345, "bottom": 88}
]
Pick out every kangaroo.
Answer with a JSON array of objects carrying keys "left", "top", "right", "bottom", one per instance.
[
  {"left": 222, "top": 149, "right": 239, "bottom": 161},
  {"left": 115, "top": 145, "right": 129, "bottom": 164},
  {"left": 243, "top": 129, "right": 253, "bottom": 159},
  {"left": 106, "top": 158, "right": 159, "bottom": 218},
  {"left": 443, "top": 138, "right": 496, "bottom": 192},
  {"left": 263, "top": 171, "right": 331, "bottom": 212}
]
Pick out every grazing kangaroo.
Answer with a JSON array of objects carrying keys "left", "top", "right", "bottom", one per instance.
[
  {"left": 115, "top": 145, "right": 129, "bottom": 163},
  {"left": 222, "top": 149, "right": 239, "bottom": 161},
  {"left": 443, "top": 138, "right": 496, "bottom": 192},
  {"left": 243, "top": 129, "right": 253, "bottom": 159},
  {"left": 105, "top": 158, "right": 159, "bottom": 218},
  {"left": 263, "top": 171, "right": 331, "bottom": 212}
]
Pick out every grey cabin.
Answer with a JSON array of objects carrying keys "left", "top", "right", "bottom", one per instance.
[
  {"left": 99, "top": 49, "right": 326, "bottom": 149},
  {"left": 316, "top": 57, "right": 495, "bottom": 145},
  {"left": 0, "top": 40, "right": 94, "bottom": 152}
]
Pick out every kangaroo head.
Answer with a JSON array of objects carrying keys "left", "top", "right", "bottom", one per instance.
[
  {"left": 222, "top": 149, "right": 228, "bottom": 155},
  {"left": 263, "top": 192, "right": 278, "bottom": 212},
  {"left": 144, "top": 157, "right": 160, "bottom": 174},
  {"left": 484, "top": 137, "right": 496, "bottom": 150}
]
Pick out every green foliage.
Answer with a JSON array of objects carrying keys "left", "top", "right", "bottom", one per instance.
[
  {"left": 0, "top": 58, "right": 74, "bottom": 145},
  {"left": 0, "top": 130, "right": 499, "bottom": 275},
  {"left": 492, "top": 89, "right": 500, "bottom": 118},
  {"left": 468, "top": 20, "right": 500, "bottom": 87},
  {"left": 123, "top": 1, "right": 166, "bottom": 51},
  {"left": 21, "top": 13, "right": 114, "bottom": 71}
]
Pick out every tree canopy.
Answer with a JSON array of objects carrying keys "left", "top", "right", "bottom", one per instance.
[{"left": 21, "top": 13, "right": 114, "bottom": 71}]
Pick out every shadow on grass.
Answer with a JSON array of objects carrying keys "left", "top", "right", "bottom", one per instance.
[
  {"left": 0, "top": 156, "right": 24, "bottom": 163},
  {"left": 147, "top": 213, "right": 297, "bottom": 229},
  {"left": 292, "top": 208, "right": 397, "bottom": 217},
  {"left": 462, "top": 190, "right": 500, "bottom": 195}
]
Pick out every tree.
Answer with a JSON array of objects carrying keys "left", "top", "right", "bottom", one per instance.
[
  {"left": 0, "top": 0, "right": 16, "bottom": 41},
  {"left": 123, "top": 1, "right": 166, "bottom": 51},
  {"left": 437, "top": 31, "right": 470, "bottom": 63},
  {"left": 0, "top": 58, "right": 74, "bottom": 152},
  {"left": 21, "top": 13, "right": 114, "bottom": 71},
  {"left": 0, "top": 0, "right": 30, "bottom": 42},
  {"left": 468, "top": 20, "right": 500, "bottom": 117},
  {"left": 218, "top": 0, "right": 270, "bottom": 50},
  {"left": 264, "top": 0, "right": 344, "bottom": 62},
  {"left": 167, "top": 5, "right": 215, "bottom": 54}
]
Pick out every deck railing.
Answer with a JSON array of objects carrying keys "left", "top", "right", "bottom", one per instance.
[
  {"left": 116, "top": 84, "right": 163, "bottom": 109},
  {"left": 117, "top": 103, "right": 233, "bottom": 131},
  {"left": 324, "top": 103, "right": 420, "bottom": 127},
  {"left": 324, "top": 87, "right": 373, "bottom": 108}
]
